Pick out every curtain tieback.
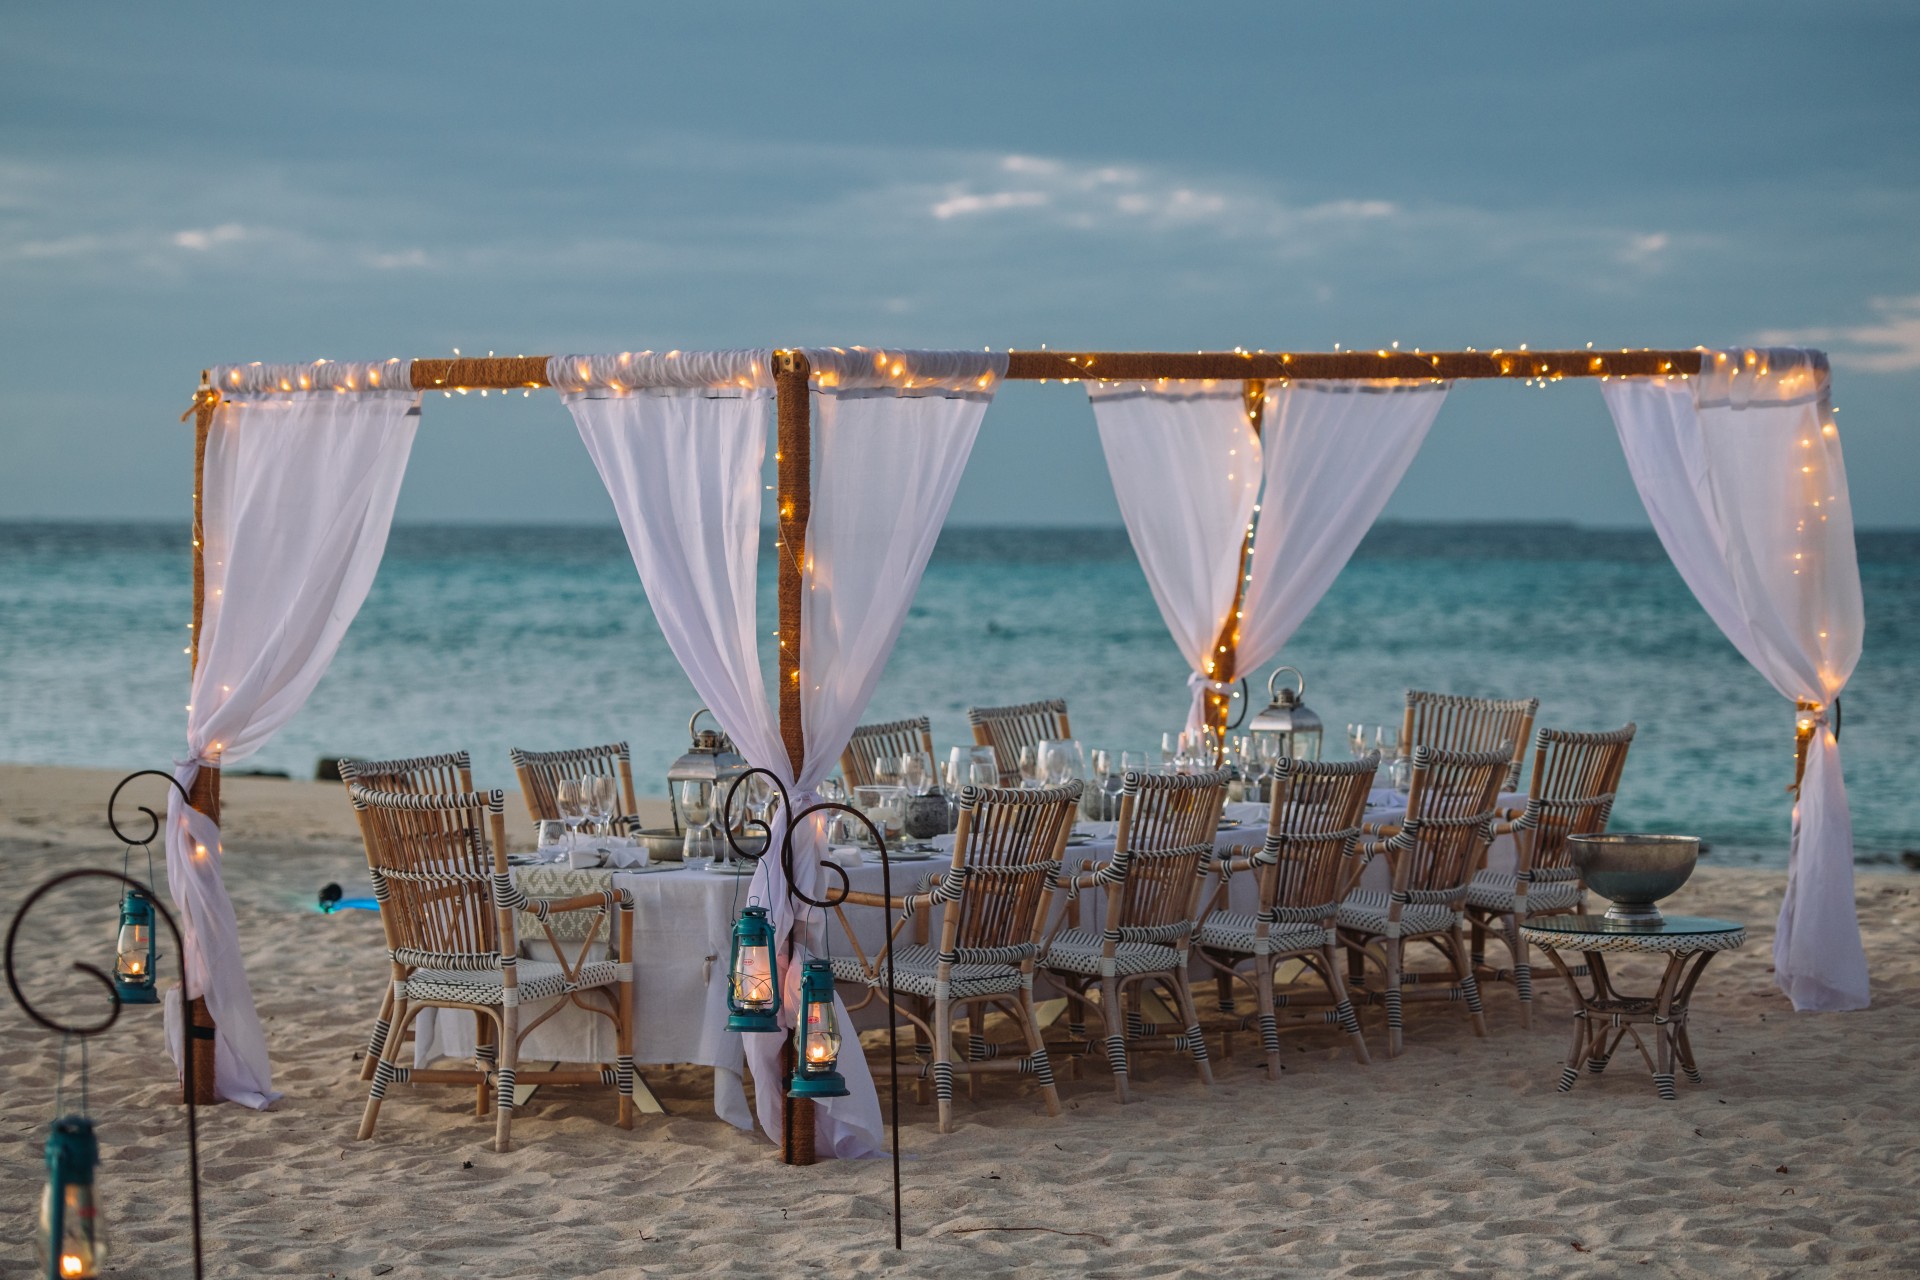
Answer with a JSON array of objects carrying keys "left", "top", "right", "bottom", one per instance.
[{"left": 1790, "top": 700, "right": 1827, "bottom": 797}]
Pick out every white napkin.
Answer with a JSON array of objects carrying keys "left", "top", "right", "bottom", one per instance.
[
  {"left": 605, "top": 844, "right": 651, "bottom": 869},
  {"left": 1221, "top": 802, "right": 1267, "bottom": 824}
]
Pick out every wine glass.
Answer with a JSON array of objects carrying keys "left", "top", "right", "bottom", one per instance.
[
  {"left": 969, "top": 759, "right": 998, "bottom": 790},
  {"left": 586, "top": 775, "right": 617, "bottom": 846},
  {"left": 1161, "top": 731, "right": 1181, "bottom": 771},
  {"left": 900, "top": 751, "right": 934, "bottom": 796},
  {"left": 946, "top": 746, "right": 971, "bottom": 793},
  {"left": 818, "top": 777, "right": 848, "bottom": 844},
  {"left": 557, "top": 778, "right": 588, "bottom": 851},
  {"left": 871, "top": 754, "right": 903, "bottom": 787},
  {"left": 1347, "top": 723, "right": 1369, "bottom": 759},
  {"left": 1017, "top": 744, "right": 1041, "bottom": 788},
  {"left": 1374, "top": 726, "right": 1400, "bottom": 759}
]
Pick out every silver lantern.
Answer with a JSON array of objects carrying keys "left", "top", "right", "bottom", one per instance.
[
  {"left": 665, "top": 708, "right": 750, "bottom": 835},
  {"left": 1247, "top": 666, "right": 1324, "bottom": 763}
]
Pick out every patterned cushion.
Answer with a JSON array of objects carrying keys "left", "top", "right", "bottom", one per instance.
[
  {"left": 829, "top": 945, "right": 1024, "bottom": 1001},
  {"left": 401, "top": 959, "right": 622, "bottom": 1006},
  {"left": 1465, "top": 871, "right": 1584, "bottom": 915},
  {"left": 1193, "top": 912, "right": 1332, "bottom": 956},
  {"left": 1337, "top": 891, "right": 1458, "bottom": 937},
  {"left": 1040, "top": 927, "right": 1182, "bottom": 977}
]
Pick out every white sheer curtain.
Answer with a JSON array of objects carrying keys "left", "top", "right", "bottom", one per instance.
[
  {"left": 1235, "top": 380, "right": 1449, "bottom": 677},
  {"left": 559, "top": 347, "right": 1001, "bottom": 1156},
  {"left": 1088, "top": 382, "right": 1260, "bottom": 732},
  {"left": 1088, "top": 377, "right": 1445, "bottom": 728},
  {"left": 167, "top": 359, "right": 420, "bottom": 1107},
  {"left": 1601, "top": 349, "right": 1867, "bottom": 1011}
]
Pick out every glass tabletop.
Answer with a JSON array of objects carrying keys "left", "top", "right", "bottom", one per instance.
[{"left": 1523, "top": 914, "right": 1742, "bottom": 938}]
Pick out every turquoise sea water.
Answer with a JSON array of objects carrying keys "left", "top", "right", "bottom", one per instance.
[{"left": 1, "top": 521, "right": 1914, "bottom": 867}]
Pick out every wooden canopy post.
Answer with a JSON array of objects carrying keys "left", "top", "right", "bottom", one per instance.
[
  {"left": 772, "top": 350, "right": 817, "bottom": 1166},
  {"left": 1203, "top": 380, "right": 1266, "bottom": 757},
  {"left": 184, "top": 379, "right": 221, "bottom": 1106}
]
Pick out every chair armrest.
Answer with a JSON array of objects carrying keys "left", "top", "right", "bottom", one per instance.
[
  {"left": 522, "top": 891, "right": 625, "bottom": 916},
  {"left": 839, "top": 890, "right": 909, "bottom": 911},
  {"left": 1361, "top": 821, "right": 1403, "bottom": 839}
]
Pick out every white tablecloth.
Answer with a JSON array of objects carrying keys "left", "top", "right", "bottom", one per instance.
[{"left": 412, "top": 788, "right": 1522, "bottom": 1129}]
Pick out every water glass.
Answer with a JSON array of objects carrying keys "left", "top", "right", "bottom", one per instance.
[
  {"left": 535, "top": 820, "right": 568, "bottom": 862},
  {"left": 901, "top": 751, "right": 935, "bottom": 796},
  {"left": 1017, "top": 744, "right": 1042, "bottom": 788},
  {"left": 871, "top": 754, "right": 903, "bottom": 787},
  {"left": 677, "top": 779, "right": 713, "bottom": 830},
  {"left": 854, "top": 784, "right": 906, "bottom": 845},
  {"left": 969, "top": 760, "right": 998, "bottom": 789}
]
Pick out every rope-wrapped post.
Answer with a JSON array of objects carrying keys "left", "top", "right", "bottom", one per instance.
[
  {"left": 185, "top": 380, "right": 221, "bottom": 1106},
  {"left": 772, "top": 350, "right": 816, "bottom": 1164},
  {"left": 1203, "top": 380, "right": 1266, "bottom": 758}
]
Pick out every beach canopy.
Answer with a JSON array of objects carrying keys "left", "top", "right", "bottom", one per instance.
[{"left": 166, "top": 345, "right": 1864, "bottom": 1145}]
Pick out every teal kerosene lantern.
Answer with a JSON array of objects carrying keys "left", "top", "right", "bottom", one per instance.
[
  {"left": 787, "top": 959, "right": 849, "bottom": 1099},
  {"left": 725, "top": 905, "right": 780, "bottom": 1034},
  {"left": 111, "top": 891, "right": 158, "bottom": 1005},
  {"left": 38, "top": 1115, "right": 105, "bottom": 1279}
]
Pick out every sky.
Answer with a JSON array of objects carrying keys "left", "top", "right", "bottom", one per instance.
[{"left": 2, "top": 1, "right": 1916, "bottom": 527}]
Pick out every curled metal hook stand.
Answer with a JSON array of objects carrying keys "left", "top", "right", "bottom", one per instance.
[
  {"left": 107, "top": 769, "right": 191, "bottom": 850},
  {"left": 5, "top": 865, "right": 203, "bottom": 1280},
  {"left": 717, "top": 765, "right": 906, "bottom": 1250}
]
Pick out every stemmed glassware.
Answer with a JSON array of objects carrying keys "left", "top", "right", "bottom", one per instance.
[
  {"left": 1348, "top": 723, "right": 1370, "bottom": 760},
  {"left": 679, "top": 779, "right": 720, "bottom": 868},
  {"left": 1017, "top": 744, "right": 1042, "bottom": 788},
  {"left": 586, "top": 775, "right": 617, "bottom": 850},
  {"left": 900, "top": 751, "right": 934, "bottom": 796},
  {"left": 557, "top": 778, "right": 589, "bottom": 852}
]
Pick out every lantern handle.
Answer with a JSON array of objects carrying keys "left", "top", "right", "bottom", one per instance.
[
  {"left": 107, "top": 769, "right": 192, "bottom": 849},
  {"left": 6, "top": 866, "right": 203, "bottom": 1279},
  {"left": 688, "top": 706, "right": 725, "bottom": 742},
  {"left": 1267, "top": 665, "right": 1306, "bottom": 701}
]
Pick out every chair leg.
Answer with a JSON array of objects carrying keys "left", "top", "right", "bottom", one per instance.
[
  {"left": 1383, "top": 937, "right": 1404, "bottom": 1058},
  {"left": 360, "top": 982, "right": 395, "bottom": 1082},
  {"left": 358, "top": 990, "right": 414, "bottom": 1141},
  {"left": 615, "top": 995, "right": 635, "bottom": 1131},
  {"left": 1017, "top": 983, "right": 1062, "bottom": 1118},
  {"left": 1449, "top": 926, "right": 1488, "bottom": 1039},
  {"left": 1166, "top": 971, "right": 1212, "bottom": 1087},
  {"left": 1322, "top": 942, "right": 1371, "bottom": 1066},
  {"left": 1096, "top": 973, "right": 1131, "bottom": 1103},
  {"left": 1504, "top": 911, "right": 1533, "bottom": 1028},
  {"left": 933, "top": 991, "right": 956, "bottom": 1134},
  {"left": 474, "top": 1015, "right": 493, "bottom": 1116},
  {"left": 495, "top": 1001, "right": 519, "bottom": 1153},
  {"left": 1254, "top": 957, "right": 1282, "bottom": 1080}
]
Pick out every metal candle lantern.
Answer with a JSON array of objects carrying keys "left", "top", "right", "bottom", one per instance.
[
  {"left": 111, "top": 891, "right": 158, "bottom": 1005},
  {"left": 38, "top": 1115, "right": 104, "bottom": 1279},
  {"left": 725, "top": 905, "right": 781, "bottom": 1033},
  {"left": 1247, "top": 666, "right": 1324, "bottom": 763},
  {"left": 787, "top": 959, "right": 849, "bottom": 1099},
  {"left": 666, "top": 709, "right": 749, "bottom": 837}
]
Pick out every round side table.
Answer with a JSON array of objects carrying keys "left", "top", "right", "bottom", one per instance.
[{"left": 1520, "top": 914, "right": 1745, "bottom": 1100}]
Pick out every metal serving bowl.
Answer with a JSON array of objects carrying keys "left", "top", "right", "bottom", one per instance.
[{"left": 1568, "top": 834, "right": 1699, "bottom": 927}]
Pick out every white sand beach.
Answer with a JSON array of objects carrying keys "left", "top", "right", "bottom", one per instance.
[{"left": 2, "top": 764, "right": 1915, "bottom": 1278}]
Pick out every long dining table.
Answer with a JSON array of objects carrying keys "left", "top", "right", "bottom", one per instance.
[{"left": 410, "top": 787, "right": 1526, "bottom": 1129}]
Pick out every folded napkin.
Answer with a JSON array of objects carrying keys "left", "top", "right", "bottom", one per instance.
[
  {"left": 1220, "top": 802, "right": 1267, "bottom": 825},
  {"left": 604, "top": 844, "right": 651, "bottom": 869}
]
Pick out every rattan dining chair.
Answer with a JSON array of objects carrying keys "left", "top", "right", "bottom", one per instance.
[
  {"left": 337, "top": 751, "right": 475, "bottom": 1081},
  {"left": 1194, "top": 754, "right": 1380, "bottom": 1074},
  {"left": 1403, "top": 689, "right": 1539, "bottom": 792},
  {"left": 1037, "top": 769, "right": 1228, "bottom": 1102},
  {"left": 841, "top": 715, "right": 936, "bottom": 789},
  {"left": 832, "top": 782, "right": 1078, "bottom": 1134},
  {"left": 509, "top": 741, "right": 640, "bottom": 828},
  {"left": 348, "top": 785, "right": 635, "bottom": 1152},
  {"left": 1338, "top": 745, "right": 1508, "bottom": 1058},
  {"left": 967, "top": 699, "right": 1071, "bottom": 786},
  {"left": 1465, "top": 723, "right": 1636, "bottom": 1026}
]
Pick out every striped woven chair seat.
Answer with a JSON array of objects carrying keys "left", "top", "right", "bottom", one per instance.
[
  {"left": 1465, "top": 870, "right": 1584, "bottom": 914},
  {"left": 1337, "top": 891, "right": 1458, "bottom": 937},
  {"left": 1041, "top": 928, "right": 1182, "bottom": 977},
  {"left": 1193, "top": 912, "right": 1331, "bottom": 956},
  {"left": 401, "top": 959, "right": 622, "bottom": 1007},
  {"left": 830, "top": 946, "right": 1025, "bottom": 1001}
]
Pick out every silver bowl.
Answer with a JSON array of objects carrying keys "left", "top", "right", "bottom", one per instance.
[{"left": 1568, "top": 834, "right": 1699, "bottom": 927}]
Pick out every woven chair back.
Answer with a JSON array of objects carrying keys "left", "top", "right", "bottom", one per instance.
[
  {"left": 337, "top": 751, "right": 473, "bottom": 796},
  {"left": 841, "top": 716, "right": 935, "bottom": 789},
  {"left": 1108, "top": 769, "right": 1228, "bottom": 934},
  {"left": 1398, "top": 746, "right": 1511, "bottom": 898},
  {"left": 1260, "top": 754, "right": 1380, "bottom": 915},
  {"left": 509, "top": 742, "right": 639, "bottom": 824},
  {"left": 1522, "top": 724, "right": 1637, "bottom": 873},
  {"left": 967, "top": 699, "right": 1071, "bottom": 786},
  {"left": 1403, "top": 690, "right": 1539, "bottom": 791},
  {"left": 944, "top": 783, "right": 1079, "bottom": 957},
  {"left": 349, "top": 786, "right": 511, "bottom": 966}
]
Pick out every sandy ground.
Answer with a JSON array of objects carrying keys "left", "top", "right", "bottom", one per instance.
[{"left": 1, "top": 764, "right": 1916, "bottom": 1278}]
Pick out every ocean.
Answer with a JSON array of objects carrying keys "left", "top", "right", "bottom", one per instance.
[{"left": 1, "top": 521, "right": 1914, "bottom": 868}]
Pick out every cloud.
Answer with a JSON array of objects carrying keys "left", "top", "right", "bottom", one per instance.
[
  {"left": 931, "top": 190, "right": 1051, "bottom": 220},
  {"left": 1754, "top": 295, "right": 1920, "bottom": 373},
  {"left": 172, "top": 223, "right": 248, "bottom": 251}
]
